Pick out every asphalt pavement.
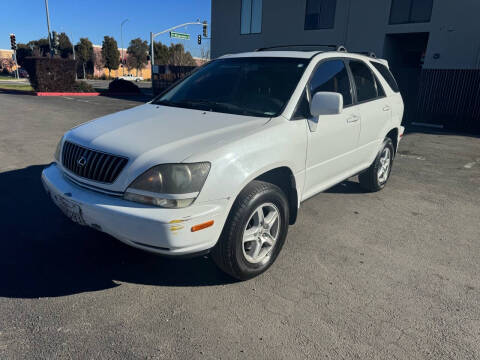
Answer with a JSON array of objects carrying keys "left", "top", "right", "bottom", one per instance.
[{"left": 0, "top": 92, "right": 479, "bottom": 359}]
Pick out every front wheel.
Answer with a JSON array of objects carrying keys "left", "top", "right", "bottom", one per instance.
[
  {"left": 211, "top": 180, "right": 289, "bottom": 280},
  {"left": 359, "top": 138, "right": 395, "bottom": 192}
]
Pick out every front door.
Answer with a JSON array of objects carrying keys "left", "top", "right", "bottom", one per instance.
[{"left": 302, "top": 59, "right": 361, "bottom": 200}]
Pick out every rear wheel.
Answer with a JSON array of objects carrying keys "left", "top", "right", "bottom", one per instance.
[
  {"left": 359, "top": 138, "right": 394, "bottom": 192},
  {"left": 211, "top": 180, "right": 289, "bottom": 280}
]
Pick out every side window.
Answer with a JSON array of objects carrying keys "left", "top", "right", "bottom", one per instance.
[
  {"left": 370, "top": 61, "right": 400, "bottom": 92},
  {"left": 309, "top": 59, "right": 352, "bottom": 106},
  {"left": 375, "top": 76, "right": 386, "bottom": 97},
  {"left": 349, "top": 60, "right": 381, "bottom": 103},
  {"left": 293, "top": 90, "right": 311, "bottom": 119}
]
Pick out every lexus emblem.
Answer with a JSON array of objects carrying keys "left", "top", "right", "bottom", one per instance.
[{"left": 77, "top": 156, "right": 87, "bottom": 167}]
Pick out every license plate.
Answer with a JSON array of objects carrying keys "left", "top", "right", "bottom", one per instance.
[{"left": 52, "top": 194, "right": 86, "bottom": 226}]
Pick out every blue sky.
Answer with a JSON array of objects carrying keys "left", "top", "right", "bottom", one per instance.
[{"left": 0, "top": 0, "right": 211, "bottom": 57}]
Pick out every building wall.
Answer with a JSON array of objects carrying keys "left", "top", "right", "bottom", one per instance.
[
  {"left": 211, "top": 0, "right": 480, "bottom": 69},
  {"left": 0, "top": 49, "right": 14, "bottom": 59},
  {"left": 0, "top": 49, "right": 16, "bottom": 72}
]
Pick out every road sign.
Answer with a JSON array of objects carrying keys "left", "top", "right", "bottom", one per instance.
[{"left": 170, "top": 31, "right": 190, "bottom": 40}]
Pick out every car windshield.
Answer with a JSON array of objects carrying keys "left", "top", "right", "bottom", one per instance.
[{"left": 153, "top": 57, "right": 309, "bottom": 117}]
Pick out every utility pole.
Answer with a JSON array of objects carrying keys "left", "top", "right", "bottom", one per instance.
[
  {"left": 44, "top": 0, "right": 53, "bottom": 57},
  {"left": 71, "top": 35, "right": 77, "bottom": 80},
  {"left": 121, "top": 19, "right": 128, "bottom": 76}
]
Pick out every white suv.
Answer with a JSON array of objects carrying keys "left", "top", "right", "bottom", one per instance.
[{"left": 42, "top": 48, "right": 404, "bottom": 280}]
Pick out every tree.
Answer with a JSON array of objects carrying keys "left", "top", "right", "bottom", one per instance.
[
  {"left": 126, "top": 54, "right": 136, "bottom": 73},
  {"left": 15, "top": 44, "right": 33, "bottom": 67},
  {"left": 127, "top": 38, "right": 148, "bottom": 76},
  {"left": 27, "top": 38, "right": 50, "bottom": 57},
  {"left": 168, "top": 43, "right": 196, "bottom": 66},
  {"left": 153, "top": 42, "right": 196, "bottom": 66},
  {"left": 153, "top": 41, "right": 170, "bottom": 65},
  {"left": 57, "top": 32, "right": 73, "bottom": 58},
  {"left": 101, "top": 36, "right": 120, "bottom": 78},
  {"left": 75, "top": 38, "right": 93, "bottom": 79}
]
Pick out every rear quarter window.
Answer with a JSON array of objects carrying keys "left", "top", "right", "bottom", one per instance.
[{"left": 370, "top": 61, "right": 400, "bottom": 93}]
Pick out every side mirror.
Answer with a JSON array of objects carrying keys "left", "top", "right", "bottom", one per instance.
[{"left": 310, "top": 92, "right": 343, "bottom": 117}]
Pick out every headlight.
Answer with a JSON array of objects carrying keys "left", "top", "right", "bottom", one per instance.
[
  {"left": 124, "top": 162, "right": 211, "bottom": 208},
  {"left": 54, "top": 136, "right": 64, "bottom": 162}
]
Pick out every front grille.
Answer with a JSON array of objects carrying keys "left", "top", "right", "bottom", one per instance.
[{"left": 61, "top": 141, "right": 128, "bottom": 183}]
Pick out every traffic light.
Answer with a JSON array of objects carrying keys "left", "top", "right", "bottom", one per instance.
[
  {"left": 10, "top": 33, "right": 16, "bottom": 50},
  {"left": 197, "top": 35, "right": 202, "bottom": 45},
  {"left": 203, "top": 21, "right": 208, "bottom": 38},
  {"left": 52, "top": 31, "right": 59, "bottom": 54}
]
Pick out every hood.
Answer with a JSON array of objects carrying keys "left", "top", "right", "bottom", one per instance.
[{"left": 66, "top": 104, "right": 269, "bottom": 186}]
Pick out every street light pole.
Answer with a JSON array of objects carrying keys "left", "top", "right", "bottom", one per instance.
[
  {"left": 71, "top": 35, "right": 77, "bottom": 80},
  {"left": 44, "top": 0, "right": 53, "bottom": 57},
  {"left": 121, "top": 19, "right": 128, "bottom": 76}
]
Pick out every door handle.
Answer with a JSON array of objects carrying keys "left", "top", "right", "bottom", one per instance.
[
  {"left": 383, "top": 105, "right": 391, "bottom": 112},
  {"left": 346, "top": 115, "right": 360, "bottom": 123}
]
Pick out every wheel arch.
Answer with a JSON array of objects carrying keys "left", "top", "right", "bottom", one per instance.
[
  {"left": 254, "top": 166, "right": 299, "bottom": 225},
  {"left": 385, "top": 127, "right": 399, "bottom": 154}
]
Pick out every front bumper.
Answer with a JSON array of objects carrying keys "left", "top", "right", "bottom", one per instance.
[{"left": 41, "top": 164, "right": 229, "bottom": 255}]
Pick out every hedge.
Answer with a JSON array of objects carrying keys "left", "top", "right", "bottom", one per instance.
[
  {"left": 23, "top": 57, "right": 76, "bottom": 92},
  {"left": 108, "top": 79, "right": 140, "bottom": 94}
]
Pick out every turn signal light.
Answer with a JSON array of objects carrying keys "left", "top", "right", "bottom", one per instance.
[{"left": 191, "top": 220, "right": 214, "bottom": 232}]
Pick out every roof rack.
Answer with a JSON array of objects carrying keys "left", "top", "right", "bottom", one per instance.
[
  {"left": 255, "top": 44, "right": 348, "bottom": 52},
  {"left": 354, "top": 51, "right": 377, "bottom": 58}
]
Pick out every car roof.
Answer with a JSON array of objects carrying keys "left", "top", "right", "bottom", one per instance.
[
  {"left": 219, "top": 50, "right": 389, "bottom": 66},
  {"left": 220, "top": 51, "right": 321, "bottom": 59}
]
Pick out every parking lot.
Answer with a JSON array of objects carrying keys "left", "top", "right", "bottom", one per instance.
[{"left": 1, "top": 92, "right": 479, "bottom": 359}]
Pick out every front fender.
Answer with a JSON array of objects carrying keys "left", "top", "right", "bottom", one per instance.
[{"left": 189, "top": 117, "right": 308, "bottom": 207}]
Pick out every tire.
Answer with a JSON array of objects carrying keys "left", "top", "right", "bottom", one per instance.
[
  {"left": 359, "top": 138, "right": 395, "bottom": 192},
  {"left": 211, "top": 180, "right": 289, "bottom": 280}
]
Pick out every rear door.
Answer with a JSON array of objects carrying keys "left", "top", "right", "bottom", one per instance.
[
  {"left": 347, "top": 60, "right": 392, "bottom": 163},
  {"left": 302, "top": 59, "right": 361, "bottom": 199}
]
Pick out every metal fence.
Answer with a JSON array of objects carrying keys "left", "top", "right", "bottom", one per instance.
[{"left": 416, "top": 69, "right": 480, "bottom": 134}]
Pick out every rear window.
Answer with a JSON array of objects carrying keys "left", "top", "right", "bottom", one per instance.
[{"left": 370, "top": 61, "right": 400, "bottom": 93}]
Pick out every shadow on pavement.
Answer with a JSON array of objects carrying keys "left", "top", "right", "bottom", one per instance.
[
  {"left": 403, "top": 124, "right": 480, "bottom": 138},
  {"left": 0, "top": 165, "right": 233, "bottom": 299},
  {"left": 325, "top": 180, "right": 368, "bottom": 194}
]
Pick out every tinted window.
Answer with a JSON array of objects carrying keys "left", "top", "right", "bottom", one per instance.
[
  {"left": 370, "top": 62, "right": 400, "bottom": 93},
  {"left": 349, "top": 60, "right": 381, "bottom": 103},
  {"left": 390, "top": 0, "right": 433, "bottom": 24},
  {"left": 293, "top": 91, "right": 310, "bottom": 119},
  {"left": 305, "top": 0, "right": 337, "bottom": 30},
  {"left": 309, "top": 60, "right": 352, "bottom": 106},
  {"left": 154, "top": 57, "right": 308, "bottom": 117},
  {"left": 241, "top": 0, "right": 263, "bottom": 34}
]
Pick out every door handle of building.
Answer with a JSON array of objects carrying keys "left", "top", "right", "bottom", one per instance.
[
  {"left": 383, "top": 105, "right": 391, "bottom": 111},
  {"left": 346, "top": 115, "right": 360, "bottom": 123}
]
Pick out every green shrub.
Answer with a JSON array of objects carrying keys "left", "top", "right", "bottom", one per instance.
[
  {"left": 23, "top": 57, "right": 76, "bottom": 92},
  {"left": 108, "top": 79, "right": 140, "bottom": 93},
  {"left": 73, "top": 81, "right": 95, "bottom": 92}
]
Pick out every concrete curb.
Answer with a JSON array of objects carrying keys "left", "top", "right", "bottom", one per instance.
[{"left": 36, "top": 92, "right": 101, "bottom": 96}]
